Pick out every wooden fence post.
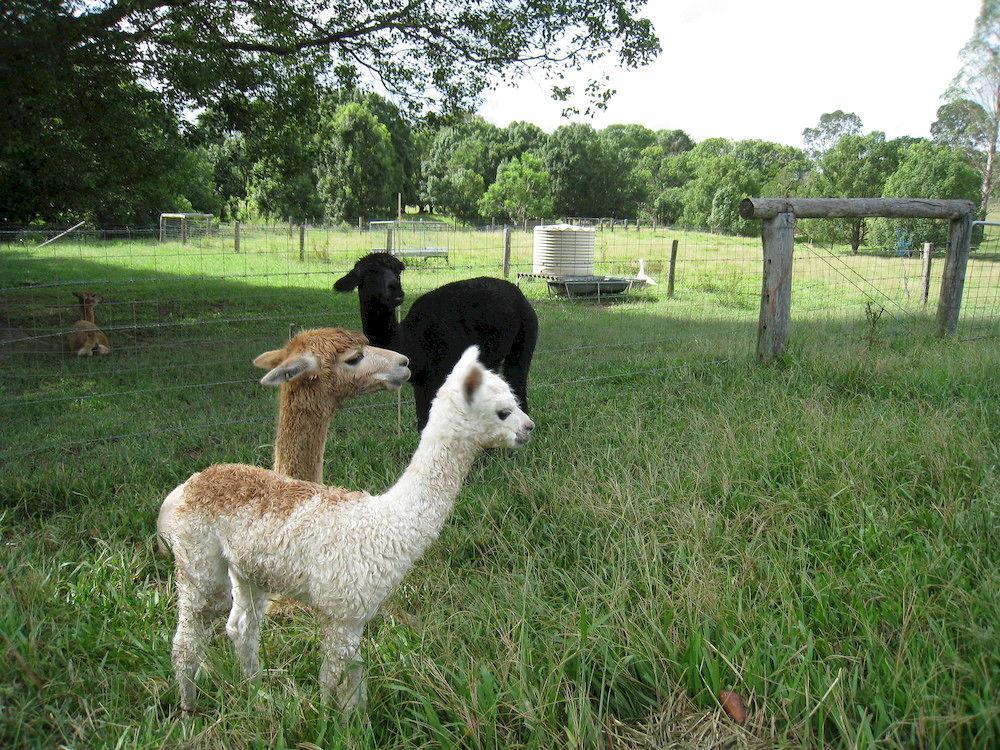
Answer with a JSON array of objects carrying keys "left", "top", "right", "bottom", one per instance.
[
  {"left": 234, "top": 221, "right": 241, "bottom": 254},
  {"left": 181, "top": 217, "right": 188, "bottom": 244},
  {"left": 756, "top": 211, "right": 795, "bottom": 363},
  {"left": 502, "top": 226, "right": 512, "bottom": 278},
  {"left": 667, "top": 239, "right": 679, "bottom": 297},
  {"left": 299, "top": 224, "right": 305, "bottom": 261},
  {"left": 920, "top": 242, "right": 933, "bottom": 305},
  {"left": 385, "top": 225, "right": 393, "bottom": 253},
  {"left": 936, "top": 213, "right": 973, "bottom": 336}
]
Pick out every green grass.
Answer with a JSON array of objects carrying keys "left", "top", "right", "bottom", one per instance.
[{"left": 1, "top": 228, "right": 998, "bottom": 748}]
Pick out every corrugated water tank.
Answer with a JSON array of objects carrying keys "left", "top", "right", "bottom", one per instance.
[{"left": 532, "top": 224, "right": 595, "bottom": 275}]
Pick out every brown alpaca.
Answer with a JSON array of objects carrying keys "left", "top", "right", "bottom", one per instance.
[
  {"left": 254, "top": 328, "right": 410, "bottom": 483},
  {"left": 67, "top": 291, "right": 111, "bottom": 356}
]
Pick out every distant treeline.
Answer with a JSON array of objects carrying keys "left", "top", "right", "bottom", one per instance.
[{"left": 2, "top": 81, "right": 981, "bottom": 249}]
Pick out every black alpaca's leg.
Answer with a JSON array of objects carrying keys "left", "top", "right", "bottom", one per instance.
[
  {"left": 414, "top": 370, "right": 450, "bottom": 431},
  {"left": 413, "top": 385, "right": 434, "bottom": 431},
  {"left": 503, "top": 316, "right": 537, "bottom": 413}
]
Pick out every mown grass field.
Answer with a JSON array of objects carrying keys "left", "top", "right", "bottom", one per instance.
[{"left": 1, "top": 226, "right": 998, "bottom": 748}]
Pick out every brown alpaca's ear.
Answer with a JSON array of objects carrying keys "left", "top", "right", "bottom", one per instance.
[
  {"left": 73, "top": 292, "right": 85, "bottom": 301},
  {"left": 463, "top": 365, "right": 483, "bottom": 403},
  {"left": 258, "top": 353, "right": 320, "bottom": 386},
  {"left": 253, "top": 348, "right": 288, "bottom": 370}
]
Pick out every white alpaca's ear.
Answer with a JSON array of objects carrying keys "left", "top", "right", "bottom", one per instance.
[
  {"left": 258, "top": 353, "right": 320, "bottom": 386},
  {"left": 456, "top": 345, "right": 481, "bottom": 371},
  {"left": 451, "top": 345, "right": 483, "bottom": 402},
  {"left": 463, "top": 363, "right": 483, "bottom": 402}
]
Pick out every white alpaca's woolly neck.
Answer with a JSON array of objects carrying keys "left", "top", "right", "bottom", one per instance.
[{"left": 377, "top": 394, "right": 478, "bottom": 559}]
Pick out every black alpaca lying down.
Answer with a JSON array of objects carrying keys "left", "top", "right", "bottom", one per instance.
[{"left": 334, "top": 252, "right": 538, "bottom": 429}]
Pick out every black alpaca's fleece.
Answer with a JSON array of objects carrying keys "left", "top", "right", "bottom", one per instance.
[{"left": 335, "top": 254, "right": 538, "bottom": 429}]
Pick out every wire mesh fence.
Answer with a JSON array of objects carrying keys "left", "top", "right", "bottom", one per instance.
[{"left": 1, "top": 218, "right": 996, "bottom": 464}]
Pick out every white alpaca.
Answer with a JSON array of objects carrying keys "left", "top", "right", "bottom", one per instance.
[{"left": 157, "top": 347, "right": 534, "bottom": 713}]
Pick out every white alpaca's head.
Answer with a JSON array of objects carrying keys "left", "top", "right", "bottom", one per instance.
[{"left": 429, "top": 346, "right": 534, "bottom": 449}]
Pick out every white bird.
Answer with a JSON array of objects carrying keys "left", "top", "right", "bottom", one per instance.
[{"left": 636, "top": 258, "right": 657, "bottom": 286}]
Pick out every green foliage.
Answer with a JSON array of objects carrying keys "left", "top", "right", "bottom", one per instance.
[
  {"left": 0, "top": 37, "right": 206, "bottom": 225},
  {"left": 420, "top": 119, "right": 500, "bottom": 222},
  {"left": 871, "top": 142, "right": 982, "bottom": 247},
  {"left": 931, "top": 99, "right": 991, "bottom": 158},
  {"left": 943, "top": 0, "right": 1000, "bottom": 215},
  {"left": 543, "top": 124, "right": 628, "bottom": 218},
  {"left": 805, "top": 133, "right": 904, "bottom": 252},
  {"left": 478, "top": 153, "right": 554, "bottom": 223},
  {"left": 675, "top": 139, "right": 810, "bottom": 233},
  {"left": 2, "top": 0, "right": 659, "bottom": 225},
  {"left": 315, "top": 102, "right": 398, "bottom": 223},
  {"left": 802, "top": 110, "right": 863, "bottom": 159}
]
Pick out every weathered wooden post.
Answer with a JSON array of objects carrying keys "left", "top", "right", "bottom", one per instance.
[
  {"left": 234, "top": 221, "right": 241, "bottom": 254},
  {"left": 385, "top": 225, "right": 393, "bottom": 253},
  {"left": 936, "top": 214, "right": 973, "bottom": 336},
  {"left": 667, "top": 239, "right": 679, "bottom": 297},
  {"left": 299, "top": 224, "right": 306, "bottom": 261},
  {"left": 502, "top": 226, "right": 512, "bottom": 279},
  {"left": 920, "top": 242, "right": 933, "bottom": 306},
  {"left": 756, "top": 212, "right": 796, "bottom": 363}
]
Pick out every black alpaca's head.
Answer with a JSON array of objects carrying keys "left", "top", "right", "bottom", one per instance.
[{"left": 333, "top": 252, "right": 406, "bottom": 309}]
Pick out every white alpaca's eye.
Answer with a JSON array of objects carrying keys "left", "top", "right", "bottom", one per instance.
[
  {"left": 496, "top": 409, "right": 511, "bottom": 420},
  {"left": 345, "top": 353, "right": 364, "bottom": 365}
]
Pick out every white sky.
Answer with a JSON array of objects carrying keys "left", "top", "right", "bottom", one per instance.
[{"left": 479, "top": 0, "right": 981, "bottom": 147}]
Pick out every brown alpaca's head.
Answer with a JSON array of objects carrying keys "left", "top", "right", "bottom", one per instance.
[
  {"left": 73, "top": 291, "right": 101, "bottom": 306},
  {"left": 253, "top": 328, "right": 410, "bottom": 407}
]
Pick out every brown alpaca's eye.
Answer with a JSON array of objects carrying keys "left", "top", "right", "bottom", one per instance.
[
  {"left": 496, "top": 409, "right": 511, "bottom": 420},
  {"left": 345, "top": 354, "right": 364, "bottom": 365}
]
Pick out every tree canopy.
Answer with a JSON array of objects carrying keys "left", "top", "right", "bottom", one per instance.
[
  {"left": 479, "top": 153, "right": 554, "bottom": 224},
  {"left": 941, "top": 0, "right": 1000, "bottom": 216}
]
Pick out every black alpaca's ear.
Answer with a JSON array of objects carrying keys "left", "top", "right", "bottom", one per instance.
[{"left": 333, "top": 269, "right": 360, "bottom": 292}]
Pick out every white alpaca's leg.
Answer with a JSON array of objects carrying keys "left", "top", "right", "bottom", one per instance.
[
  {"left": 226, "top": 570, "right": 268, "bottom": 679},
  {"left": 172, "top": 575, "right": 229, "bottom": 712},
  {"left": 318, "top": 619, "right": 367, "bottom": 711}
]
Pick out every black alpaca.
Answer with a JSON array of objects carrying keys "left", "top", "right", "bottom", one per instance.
[{"left": 334, "top": 252, "right": 538, "bottom": 430}]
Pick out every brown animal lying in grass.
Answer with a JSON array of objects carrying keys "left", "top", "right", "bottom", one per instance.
[{"left": 68, "top": 291, "right": 111, "bottom": 356}]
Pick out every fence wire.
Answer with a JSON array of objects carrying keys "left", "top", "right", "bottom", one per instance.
[{"left": 1, "top": 218, "right": 995, "bottom": 464}]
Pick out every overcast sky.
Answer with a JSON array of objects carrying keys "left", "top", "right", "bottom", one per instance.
[{"left": 479, "top": 0, "right": 981, "bottom": 147}]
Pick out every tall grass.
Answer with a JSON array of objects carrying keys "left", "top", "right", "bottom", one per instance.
[{"left": 1, "top": 229, "right": 998, "bottom": 748}]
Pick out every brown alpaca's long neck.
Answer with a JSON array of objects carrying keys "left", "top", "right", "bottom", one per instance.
[
  {"left": 272, "top": 388, "right": 335, "bottom": 483},
  {"left": 80, "top": 302, "right": 95, "bottom": 323}
]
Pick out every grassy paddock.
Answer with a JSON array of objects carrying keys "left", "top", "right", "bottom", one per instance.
[{"left": 1, "top": 227, "right": 998, "bottom": 748}]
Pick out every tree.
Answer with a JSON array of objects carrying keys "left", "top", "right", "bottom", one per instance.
[
  {"left": 931, "top": 99, "right": 991, "bottom": 157},
  {"left": 543, "top": 124, "right": 623, "bottom": 217},
  {"left": 5, "top": 1, "right": 659, "bottom": 115},
  {"left": 656, "top": 129, "right": 695, "bottom": 154},
  {"left": 675, "top": 139, "right": 809, "bottom": 234},
  {"left": 813, "top": 133, "right": 902, "bottom": 253},
  {"left": 478, "top": 153, "right": 554, "bottom": 224},
  {"left": 419, "top": 119, "right": 497, "bottom": 220},
  {"left": 873, "top": 142, "right": 981, "bottom": 247},
  {"left": 315, "top": 102, "right": 398, "bottom": 223},
  {"left": 2, "top": 1, "right": 658, "bottom": 224},
  {"left": 802, "top": 110, "right": 863, "bottom": 159},
  {"left": 942, "top": 0, "right": 1000, "bottom": 216}
]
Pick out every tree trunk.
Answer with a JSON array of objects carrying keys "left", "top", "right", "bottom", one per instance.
[{"left": 850, "top": 219, "right": 862, "bottom": 254}]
